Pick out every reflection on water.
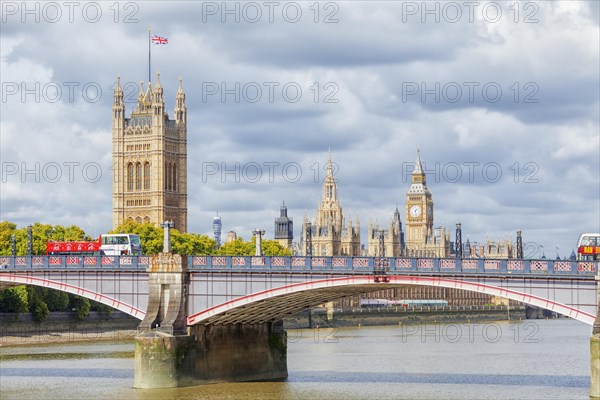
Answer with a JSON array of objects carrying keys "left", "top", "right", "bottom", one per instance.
[{"left": 0, "top": 319, "right": 592, "bottom": 400}]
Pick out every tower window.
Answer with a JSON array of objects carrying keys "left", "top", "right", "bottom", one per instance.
[
  {"left": 144, "top": 162, "right": 150, "bottom": 190},
  {"left": 136, "top": 162, "right": 142, "bottom": 190},
  {"left": 127, "top": 163, "right": 134, "bottom": 191},
  {"left": 173, "top": 163, "right": 177, "bottom": 191}
]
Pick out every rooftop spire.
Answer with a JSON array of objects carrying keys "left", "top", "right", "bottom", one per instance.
[
  {"left": 327, "top": 146, "right": 333, "bottom": 176},
  {"left": 414, "top": 147, "right": 423, "bottom": 174},
  {"left": 155, "top": 71, "right": 162, "bottom": 88}
]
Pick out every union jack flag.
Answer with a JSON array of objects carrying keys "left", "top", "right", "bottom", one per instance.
[{"left": 151, "top": 35, "right": 168, "bottom": 45}]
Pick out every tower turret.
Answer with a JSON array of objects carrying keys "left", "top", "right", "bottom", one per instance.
[
  {"left": 175, "top": 76, "right": 187, "bottom": 125},
  {"left": 274, "top": 202, "right": 293, "bottom": 250},
  {"left": 112, "top": 76, "right": 125, "bottom": 130}
]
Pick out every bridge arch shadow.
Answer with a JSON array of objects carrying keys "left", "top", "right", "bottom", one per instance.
[
  {"left": 187, "top": 275, "right": 596, "bottom": 326},
  {"left": 0, "top": 274, "right": 145, "bottom": 320}
]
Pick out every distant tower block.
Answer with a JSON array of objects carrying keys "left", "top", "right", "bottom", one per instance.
[
  {"left": 274, "top": 202, "right": 293, "bottom": 250},
  {"left": 213, "top": 214, "right": 222, "bottom": 248},
  {"left": 112, "top": 74, "right": 188, "bottom": 232}
]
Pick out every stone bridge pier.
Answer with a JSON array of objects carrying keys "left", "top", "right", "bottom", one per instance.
[{"left": 134, "top": 252, "right": 287, "bottom": 389}]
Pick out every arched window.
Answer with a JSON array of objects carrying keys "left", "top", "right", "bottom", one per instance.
[
  {"left": 127, "top": 163, "right": 134, "bottom": 191},
  {"left": 164, "top": 161, "right": 168, "bottom": 190},
  {"left": 136, "top": 163, "right": 142, "bottom": 190},
  {"left": 144, "top": 162, "right": 150, "bottom": 190},
  {"left": 165, "top": 162, "right": 170, "bottom": 191},
  {"left": 135, "top": 217, "right": 142, "bottom": 224},
  {"left": 173, "top": 163, "right": 177, "bottom": 191}
]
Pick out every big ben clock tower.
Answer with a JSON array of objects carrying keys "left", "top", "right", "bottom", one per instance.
[{"left": 405, "top": 149, "right": 434, "bottom": 251}]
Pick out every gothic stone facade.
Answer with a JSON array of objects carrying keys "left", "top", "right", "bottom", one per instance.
[
  {"left": 112, "top": 74, "right": 188, "bottom": 232},
  {"left": 301, "top": 153, "right": 361, "bottom": 256},
  {"left": 367, "top": 207, "right": 405, "bottom": 257}
]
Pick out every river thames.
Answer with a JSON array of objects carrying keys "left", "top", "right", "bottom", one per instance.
[{"left": 0, "top": 319, "right": 592, "bottom": 400}]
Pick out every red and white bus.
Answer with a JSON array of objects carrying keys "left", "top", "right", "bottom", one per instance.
[
  {"left": 46, "top": 234, "right": 142, "bottom": 256},
  {"left": 576, "top": 233, "right": 600, "bottom": 261}
]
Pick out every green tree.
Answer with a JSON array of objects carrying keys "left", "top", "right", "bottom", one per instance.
[
  {"left": 27, "top": 286, "right": 50, "bottom": 322},
  {"left": 172, "top": 231, "right": 217, "bottom": 255},
  {"left": 217, "top": 238, "right": 255, "bottom": 255},
  {"left": 261, "top": 239, "right": 293, "bottom": 256},
  {"left": 217, "top": 236, "right": 292, "bottom": 256},
  {"left": 46, "top": 290, "right": 70, "bottom": 311},
  {"left": 111, "top": 221, "right": 163, "bottom": 254},
  {"left": 0, "top": 221, "right": 91, "bottom": 256},
  {"left": 69, "top": 295, "right": 91, "bottom": 320},
  {"left": 0, "top": 286, "right": 29, "bottom": 318},
  {"left": 91, "top": 301, "right": 114, "bottom": 317},
  {"left": 31, "top": 299, "right": 49, "bottom": 322},
  {"left": 0, "top": 221, "right": 17, "bottom": 256},
  {"left": 112, "top": 221, "right": 217, "bottom": 255}
]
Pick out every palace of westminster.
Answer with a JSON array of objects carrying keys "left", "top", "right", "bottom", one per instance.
[
  {"left": 111, "top": 75, "right": 516, "bottom": 306},
  {"left": 111, "top": 75, "right": 514, "bottom": 261}
]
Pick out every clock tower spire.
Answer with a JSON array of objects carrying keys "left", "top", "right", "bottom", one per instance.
[{"left": 405, "top": 148, "right": 434, "bottom": 253}]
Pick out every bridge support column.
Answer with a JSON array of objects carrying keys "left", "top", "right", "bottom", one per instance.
[
  {"left": 137, "top": 253, "right": 188, "bottom": 333},
  {"left": 135, "top": 252, "right": 190, "bottom": 389},
  {"left": 134, "top": 321, "right": 287, "bottom": 388}
]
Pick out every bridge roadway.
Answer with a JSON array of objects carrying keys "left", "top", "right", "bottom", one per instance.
[{"left": 0, "top": 255, "right": 597, "bottom": 326}]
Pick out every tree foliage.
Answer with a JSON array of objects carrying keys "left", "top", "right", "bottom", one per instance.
[
  {"left": 216, "top": 236, "right": 292, "bottom": 256},
  {"left": 111, "top": 221, "right": 218, "bottom": 255},
  {"left": 0, "top": 286, "right": 28, "bottom": 318},
  {"left": 69, "top": 295, "right": 91, "bottom": 320},
  {"left": 0, "top": 221, "right": 89, "bottom": 256}
]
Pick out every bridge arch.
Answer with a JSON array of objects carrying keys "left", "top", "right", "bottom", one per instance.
[
  {"left": 0, "top": 274, "right": 146, "bottom": 320},
  {"left": 187, "top": 275, "right": 596, "bottom": 326}
]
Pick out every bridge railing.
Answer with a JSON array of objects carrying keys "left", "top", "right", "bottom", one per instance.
[
  {"left": 185, "top": 256, "right": 598, "bottom": 276},
  {"left": 0, "top": 255, "right": 148, "bottom": 270},
  {"left": 0, "top": 256, "right": 597, "bottom": 276}
]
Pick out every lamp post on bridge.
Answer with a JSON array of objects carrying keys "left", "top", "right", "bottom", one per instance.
[
  {"left": 161, "top": 221, "right": 174, "bottom": 253},
  {"left": 11, "top": 234, "right": 16, "bottom": 256},
  {"left": 455, "top": 222, "right": 462, "bottom": 259},
  {"left": 26, "top": 224, "right": 33, "bottom": 256},
  {"left": 252, "top": 229, "right": 265, "bottom": 256},
  {"left": 516, "top": 230, "right": 523, "bottom": 259}
]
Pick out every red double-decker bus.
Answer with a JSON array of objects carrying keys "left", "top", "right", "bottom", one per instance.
[
  {"left": 46, "top": 238, "right": 101, "bottom": 255},
  {"left": 46, "top": 234, "right": 142, "bottom": 256},
  {"left": 576, "top": 233, "right": 600, "bottom": 261}
]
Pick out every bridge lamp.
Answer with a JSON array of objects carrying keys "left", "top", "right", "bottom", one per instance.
[
  {"left": 455, "top": 222, "right": 462, "bottom": 259},
  {"left": 252, "top": 229, "right": 266, "bottom": 256},
  {"left": 27, "top": 224, "right": 33, "bottom": 256}
]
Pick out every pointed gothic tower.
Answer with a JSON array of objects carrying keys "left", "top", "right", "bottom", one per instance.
[{"left": 112, "top": 73, "right": 188, "bottom": 232}]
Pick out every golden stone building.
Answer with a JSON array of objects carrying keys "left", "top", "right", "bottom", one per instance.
[
  {"left": 112, "top": 73, "right": 188, "bottom": 232},
  {"left": 367, "top": 207, "right": 405, "bottom": 257},
  {"left": 300, "top": 149, "right": 451, "bottom": 257},
  {"left": 404, "top": 150, "right": 451, "bottom": 257},
  {"left": 301, "top": 151, "right": 361, "bottom": 256}
]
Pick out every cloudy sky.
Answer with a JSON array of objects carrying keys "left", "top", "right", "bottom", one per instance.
[{"left": 1, "top": 1, "right": 598, "bottom": 257}]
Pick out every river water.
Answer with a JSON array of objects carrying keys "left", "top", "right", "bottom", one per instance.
[{"left": 0, "top": 319, "right": 593, "bottom": 400}]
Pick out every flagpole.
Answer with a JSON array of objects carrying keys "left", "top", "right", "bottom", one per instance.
[{"left": 148, "top": 28, "right": 151, "bottom": 83}]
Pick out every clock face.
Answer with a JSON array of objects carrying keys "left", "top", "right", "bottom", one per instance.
[{"left": 409, "top": 205, "right": 421, "bottom": 218}]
